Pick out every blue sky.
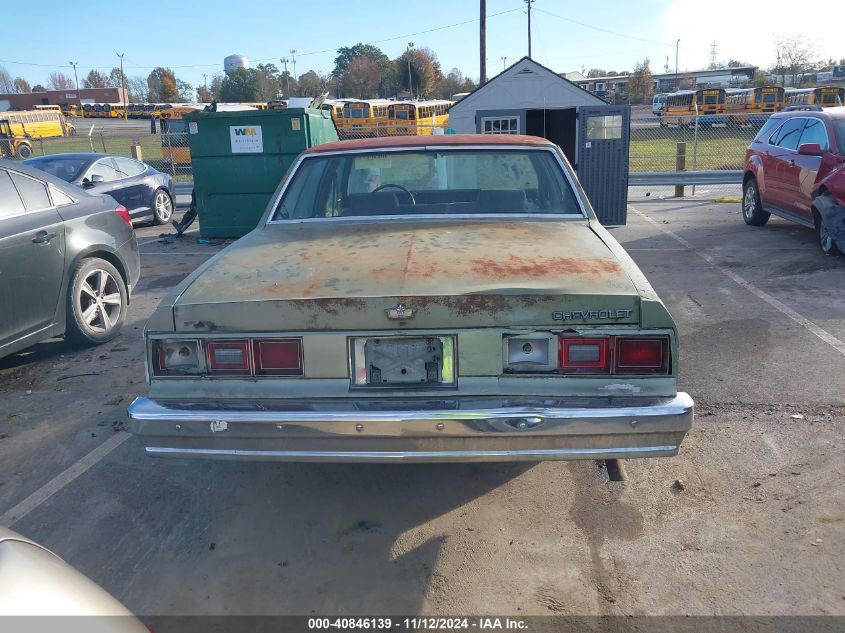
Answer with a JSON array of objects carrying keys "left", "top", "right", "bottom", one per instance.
[{"left": 2, "top": 0, "right": 843, "bottom": 90}]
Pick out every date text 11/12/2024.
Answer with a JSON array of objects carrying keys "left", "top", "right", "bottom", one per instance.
[{"left": 307, "top": 617, "right": 528, "bottom": 630}]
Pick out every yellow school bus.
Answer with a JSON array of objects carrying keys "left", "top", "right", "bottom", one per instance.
[
  {"left": 159, "top": 105, "right": 204, "bottom": 165},
  {"left": 0, "top": 110, "right": 75, "bottom": 159},
  {"left": 725, "top": 86, "right": 785, "bottom": 125},
  {"left": 385, "top": 100, "right": 452, "bottom": 135},
  {"left": 785, "top": 87, "right": 845, "bottom": 107},
  {"left": 660, "top": 89, "right": 726, "bottom": 126},
  {"left": 333, "top": 99, "right": 392, "bottom": 137}
]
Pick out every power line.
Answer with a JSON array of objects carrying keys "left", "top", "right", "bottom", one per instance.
[
  {"left": 533, "top": 7, "right": 678, "bottom": 48},
  {"left": 0, "top": 5, "right": 525, "bottom": 74}
]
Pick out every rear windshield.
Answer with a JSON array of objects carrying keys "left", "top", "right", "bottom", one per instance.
[
  {"left": 23, "top": 156, "right": 90, "bottom": 182},
  {"left": 272, "top": 149, "right": 583, "bottom": 221}
]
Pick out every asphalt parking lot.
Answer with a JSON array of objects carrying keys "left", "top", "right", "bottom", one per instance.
[{"left": 0, "top": 199, "right": 843, "bottom": 617}]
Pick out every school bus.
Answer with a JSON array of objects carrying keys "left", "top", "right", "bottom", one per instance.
[
  {"left": 385, "top": 100, "right": 452, "bottom": 135},
  {"left": 0, "top": 110, "right": 75, "bottom": 159},
  {"left": 660, "top": 89, "right": 726, "bottom": 126},
  {"left": 33, "top": 105, "right": 62, "bottom": 112},
  {"left": 725, "top": 86, "right": 785, "bottom": 125},
  {"left": 332, "top": 99, "right": 392, "bottom": 137},
  {"left": 785, "top": 87, "right": 845, "bottom": 107},
  {"left": 158, "top": 105, "right": 205, "bottom": 165}
]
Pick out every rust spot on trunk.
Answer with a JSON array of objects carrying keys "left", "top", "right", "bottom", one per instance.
[{"left": 470, "top": 255, "right": 620, "bottom": 278}]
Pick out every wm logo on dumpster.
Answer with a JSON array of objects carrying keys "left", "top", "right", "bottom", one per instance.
[{"left": 233, "top": 128, "right": 258, "bottom": 136}]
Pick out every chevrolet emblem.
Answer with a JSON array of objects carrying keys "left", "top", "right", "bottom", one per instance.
[{"left": 386, "top": 304, "right": 416, "bottom": 320}]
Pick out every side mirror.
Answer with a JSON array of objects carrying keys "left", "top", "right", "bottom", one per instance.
[
  {"left": 798, "top": 143, "right": 823, "bottom": 156},
  {"left": 81, "top": 178, "right": 94, "bottom": 189},
  {"left": 90, "top": 174, "right": 105, "bottom": 184}
]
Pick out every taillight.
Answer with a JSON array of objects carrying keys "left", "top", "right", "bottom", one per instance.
[
  {"left": 115, "top": 204, "right": 132, "bottom": 227},
  {"left": 152, "top": 339, "right": 205, "bottom": 376},
  {"left": 615, "top": 337, "right": 668, "bottom": 374},
  {"left": 559, "top": 337, "right": 611, "bottom": 374},
  {"left": 207, "top": 339, "right": 251, "bottom": 375},
  {"left": 252, "top": 339, "right": 303, "bottom": 376}
]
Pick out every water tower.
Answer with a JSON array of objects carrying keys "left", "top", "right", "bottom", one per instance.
[{"left": 224, "top": 54, "right": 250, "bottom": 74}]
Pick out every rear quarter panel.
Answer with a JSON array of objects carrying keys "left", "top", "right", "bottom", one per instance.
[{"left": 58, "top": 194, "right": 140, "bottom": 298}]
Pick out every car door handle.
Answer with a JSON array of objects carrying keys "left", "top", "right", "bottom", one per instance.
[{"left": 31, "top": 231, "right": 57, "bottom": 244}]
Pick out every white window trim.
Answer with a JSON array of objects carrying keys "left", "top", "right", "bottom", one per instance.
[{"left": 481, "top": 116, "right": 520, "bottom": 135}]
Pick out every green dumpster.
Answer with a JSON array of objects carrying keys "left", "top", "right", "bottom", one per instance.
[{"left": 186, "top": 108, "right": 338, "bottom": 238}]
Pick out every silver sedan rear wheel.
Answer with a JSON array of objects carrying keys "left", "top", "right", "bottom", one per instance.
[
  {"left": 153, "top": 188, "right": 173, "bottom": 225},
  {"left": 66, "top": 258, "right": 127, "bottom": 345}
]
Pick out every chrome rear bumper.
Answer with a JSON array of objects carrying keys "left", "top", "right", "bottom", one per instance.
[{"left": 127, "top": 393, "right": 693, "bottom": 462}]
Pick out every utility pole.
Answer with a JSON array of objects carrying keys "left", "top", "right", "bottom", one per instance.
[
  {"left": 675, "top": 39, "right": 680, "bottom": 90},
  {"left": 479, "top": 0, "right": 487, "bottom": 85},
  {"left": 290, "top": 49, "right": 297, "bottom": 89},
  {"left": 501, "top": 56, "right": 507, "bottom": 71},
  {"left": 69, "top": 61, "right": 80, "bottom": 114},
  {"left": 116, "top": 53, "right": 127, "bottom": 120},
  {"left": 525, "top": 0, "right": 534, "bottom": 59},
  {"left": 407, "top": 42, "right": 414, "bottom": 99},
  {"left": 202, "top": 73, "right": 208, "bottom": 101},
  {"left": 280, "top": 58, "right": 290, "bottom": 96}
]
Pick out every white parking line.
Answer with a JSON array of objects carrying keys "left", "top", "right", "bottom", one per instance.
[
  {"left": 0, "top": 432, "right": 131, "bottom": 527},
  {"left": 631, "top": 206, "right": 845, "bottom": 357}
]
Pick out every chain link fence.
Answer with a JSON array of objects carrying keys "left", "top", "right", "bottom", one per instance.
[
  {"left": 628, "top": 112, "right": 764, "bottom": 201},
  {"left": 335, "top": 123, "right": 450, "bottom": 140},
  {"left": 13, "top": 117, "right": 193, "bottom": 181},
  {"left": 7, "top": 114, "right": 761, "bottom": 202}
]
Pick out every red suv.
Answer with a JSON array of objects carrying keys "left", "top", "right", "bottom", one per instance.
[{"left": 743, "top": 107, "right": 845, "bottom": 255}]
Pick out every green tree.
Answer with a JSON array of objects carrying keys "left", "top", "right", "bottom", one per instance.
[
  {"left": 256, "top": 63, "right": 281, "bottom": 100},
  {"left": 209, "top": 74, "right": 224, "bottom": 101},
  {"left": 219, "top": 68, "right": 260, "bottom": 102},
  {"left": 108, "top": 67, "right": 128, "bottom": 90},
  {"left": 334, "top": 43, "right": 393, "bottom": 97},
  {"left": 176, "top": 79, "right": 193, "bottom": 101},
  {"left": 32, "top": 84, "right": 47, "bottom": 92},
  {"left": 84, "top": 69, "right": 108, "bottom": 89},
  {"left": 147, "top": 67, "right": 179, "bottom": 102},
  {"left": 627, "top": 58, "right": 654, "bottom": 104}
]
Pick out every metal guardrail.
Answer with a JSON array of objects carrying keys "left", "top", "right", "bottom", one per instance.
[
  {"left": 628, "top": 170, "right": 743, "bottom": 186},
  {"left": 176, "top": 173, "right": 742, "bottom": 197}
]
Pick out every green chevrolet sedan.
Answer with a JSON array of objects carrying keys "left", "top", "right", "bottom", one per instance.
[{"left": 127, "top": 134, "right": 693, "bottom": 462}]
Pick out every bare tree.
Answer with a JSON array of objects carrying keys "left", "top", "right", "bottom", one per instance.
[
  {"left": 127, "top": 76, "right": 148, "bottom": 102},
  {"left": 13, "top": 77, "right": 31, "bottom": 93},
  {"left": 628, "top": 59, "right": 654, "bottom": 105},
  {"left": 773, "top": 36, "right": 817, "bottom": 87},
  {"left": 48, "top": 72, "right": 75, "bottom": 90},
  {"left": 0, "top": 65, "right": 14, "bottom": 93}
]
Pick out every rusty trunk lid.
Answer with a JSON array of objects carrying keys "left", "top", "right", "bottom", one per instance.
[{"left": 172, "top": 219, "right": 643, "bottom": 331}]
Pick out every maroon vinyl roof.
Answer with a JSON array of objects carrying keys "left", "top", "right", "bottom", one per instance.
[{"left": 303, "top": 134, "right": 555, "bottom": 154}]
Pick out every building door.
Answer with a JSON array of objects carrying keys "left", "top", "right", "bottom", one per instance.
[
  {"left": 526, "top": 108, "right": 577, "bottom": 167},
  {"left": 576, "top": 106, "right": 631, "bottom": 225}
]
